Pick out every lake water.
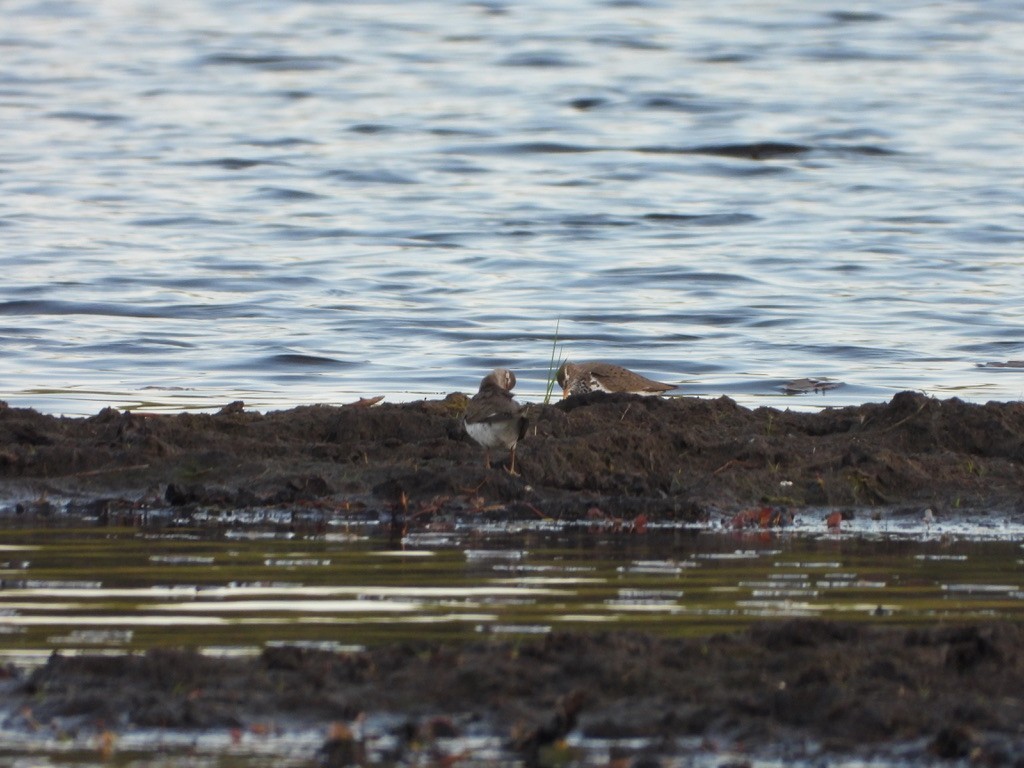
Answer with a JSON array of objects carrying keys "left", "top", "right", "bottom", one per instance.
[
  {"left": 2, "top": 520, "right": 1024, "bottom": 662},
  {"left": 1, "top": 0, "right": 1022, "bottom": 416}
]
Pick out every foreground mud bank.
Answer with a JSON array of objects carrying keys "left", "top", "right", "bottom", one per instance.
[
  {"left": 1, "top": 391, "right": 1022, "bottom": 526},
  {"left": 3, "top": 620, "right": 1022, "bottom": 765}
]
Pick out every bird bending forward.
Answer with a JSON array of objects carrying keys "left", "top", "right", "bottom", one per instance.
[{"left": 556, "top": 361, "right": 675, "bottom": 398}]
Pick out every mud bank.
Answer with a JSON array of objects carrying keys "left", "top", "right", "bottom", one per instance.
[
  {"left": 1, "top": 391, "right": 1022, "bottom": 526},
  {"left": 3, "top": 621, "right": 1023, "bottom": 765}
]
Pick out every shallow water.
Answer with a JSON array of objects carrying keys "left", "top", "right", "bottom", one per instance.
[
  {"left": 2, "top": 521, "right": 1022, "bottom": 663},
  {"left": 2, "top": 1, "right": 1023, "bottom": 416}
]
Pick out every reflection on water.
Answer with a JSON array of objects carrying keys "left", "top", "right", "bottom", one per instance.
[{"left": 2, "top": 524, "right": 1023, "bottom": 663}]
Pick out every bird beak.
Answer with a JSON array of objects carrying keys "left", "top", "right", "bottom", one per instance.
[{"left": 561, "top": 385, "right": 569, "bottom": 399}]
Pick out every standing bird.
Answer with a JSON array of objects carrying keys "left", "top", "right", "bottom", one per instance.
[
  {"left": 556, "top": 361, "right": 676, "bottom": 398},
  {"left": 464, "top": 368, "right": 529, "bottom": 474}
]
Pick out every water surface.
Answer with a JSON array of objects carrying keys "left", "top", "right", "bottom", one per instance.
[
  {"left": 1, "top": 1, "right": 1022, "bottom": 415},
  {"left": 2, "top": 521, "right": 1022, "bottom": 662}
]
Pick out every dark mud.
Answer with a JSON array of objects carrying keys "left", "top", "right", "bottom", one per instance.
[
  {"left": 4, "top": 621, "right": 1024, "bottom": 764},
  {"left": 2, "top": 390, "right": 1024, "bottom": 527},
  {"left": 2, "top": 392, "right": 1024, "bottom": 764}
]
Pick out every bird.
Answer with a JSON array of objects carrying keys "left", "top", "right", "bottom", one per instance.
[
  {"left": 464, "top": 368, "right": 529, "bottom": 474},
  {"left": 555, "top": 361, "right": 676, "bottom": 398}
]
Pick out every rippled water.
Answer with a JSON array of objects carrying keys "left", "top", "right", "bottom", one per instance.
[
  {"left": 2, "top": 0, "right": 1023, "bottom": 416},
  {"left": 2, "top": 521, "right": 1023, "bottom": 662}
]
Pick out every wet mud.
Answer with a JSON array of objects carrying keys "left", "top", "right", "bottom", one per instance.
[
  {"left": 2, "top": 391, "right": 1024, "bottom": 763},
  {"left": 2, "top": 390, "right": 1023, "bottom": 526},
  {"left": 5, "top": 621, "right": 1024, "bottom": 764}
]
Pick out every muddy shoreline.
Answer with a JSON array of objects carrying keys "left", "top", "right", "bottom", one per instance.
[
  {"left": 3, "top": 621, "right": 1023, "bottom": 765},
  {"left": 2, "top": 390, "right": 1023, "bottom": 525},
  {"left": 2, "top": 391, "right": 1024, "bottom": 764}
]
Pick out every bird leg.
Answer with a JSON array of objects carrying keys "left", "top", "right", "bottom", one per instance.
[{"left": 506, "top": 447, "right": 520, "bottom": 476}]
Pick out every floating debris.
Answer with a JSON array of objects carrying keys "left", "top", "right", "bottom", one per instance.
[
  {"left": 782, "top": 377, "right": 844, "bottom": 394},
  {"left": 730, "top": 506, "right": 794, "bottom": 529},
  {"left": 977, "top": 360, "right": 1024, "bottom": 368}
]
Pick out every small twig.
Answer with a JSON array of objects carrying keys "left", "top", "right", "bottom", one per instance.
[
  {"left": 880, "top": 400, "right": 929, "bottom": 433},
  {"left": 712, "top": 459, "right": 738, "bottom": 476}
]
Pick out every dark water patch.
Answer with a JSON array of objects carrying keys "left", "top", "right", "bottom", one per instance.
[
  {"left": 428, "top": 126, "right": 495, "bottom": 138},
  {"left": 433, "top": 159, "right": 489, "bottom": 175},
  {"left": 689, "top": 142, "right": 812, "bottom": 159},
  {"left": 786, "top": 343, "right": 898, "bottom": 360},
  {"left": 157, "top": 274, "right": 319, "bottom": 292},
  {"left": 198, "top": 53, "right": 349, "bottom": 71},
  {"left": 0, "top": 300, "right": 162, "bottom": 318},
  {"left": 324, "top": 168, "right": 417, "bottom": 185},
  {"left": 443, "top": 33, "right": 487, "bottom": 43},
  {"left": 76, "top": 338, "right": 196, "bottom": 354},
  {"left": 570, "top": 309, "right": 747, "bottom": 327},
  {"left": 347, "top": 123, "right": 395, "bottom": 135},
  {"left": 828, "top": 10, "right": 888, "bottom": 23},
  {"left": 701, "top": 52, "right": 755, "bottom": 64},
  {"left": 588, "top": 34, "right": 667, "bottom": 51},
  {"left": 131, "top": 216, "right": 233, "bottom": 227},
  {"left": 45, "top": 111, "right": 127, "bottom": 124},
  {"left": 547, "top": 178, "right": 597, "bottom": 188},
  {"left": 822, "top": 143, "right": 901, "bottom": 157},
  {"left": 600, "top": 266, "right": 757, "bottom": 284},
  {"left": 643, "top": 212, "right": 759, "bottom": 227},
  {"left": 390, "top": 230, "right": 472, "bottom": 245},
  {"left": 745, "top": 316, "right": 801, "bottom": 329},
  {"left": 803, "top": 47, "right": 912, "bottom": 63},
  {"left": 880, "top": 217, "right": 950, "bottom": 228},
  {"left": 602, "top": 0, "right": 665, "bottom": 7},
  {"left": 695, "top": 162, "right": 791, "bottom": 178},
  {"left": 635, "top": 142, "right": 810, "bottom": 159},
  {"left": 498, "top": 51, "right": 577, "bottom": 67},
  {"left": 186, "top": 157, "right": 283, "bottom": 171},
  {"left": 376, "top": 235, "right": 463, "bottom": 249},
  {"left": 0, "top": 300, "right": 265, "bottom": 321},
  {"left": 242, "top": 137, "right": 317, "bottom": 148},
  {"left": 816, "top": 127, "right": 895, "bottom": 142},
  {"left": 266, "top": 225, "right": 359, "bottom": 240},
  {"left": 466, "top": 1, "right": 509, "bottom": 16},
  {"left": 828, "top": 263, "right": 870, "bottom": 273},
  {"left": 444, "top": 141, "right": 597, "bottom": 156},
  {"left": 567, "top": 96, "right": 608, "bottom": 110},
  {"left": 956, "top": 341, "right": 1024, "bottom": 356},
  {"left": 251, "top": 186, "right": 324, "bottom": 201},
  {"left": 261, "top": 353, "right": 353, "bottom": 368},
  {"left": 561, "top": 214, "right": 635, "bottom": 228},
  {"left": 638, "top": 94, "right": 719, "bottom": 113},
  {"left": 954, "top": 225, "right": 1024, "bottom": 245}
]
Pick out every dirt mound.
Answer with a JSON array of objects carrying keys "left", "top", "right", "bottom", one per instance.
[{"left": 2, "top": 391, "right": 1023, "bottom": 525}]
